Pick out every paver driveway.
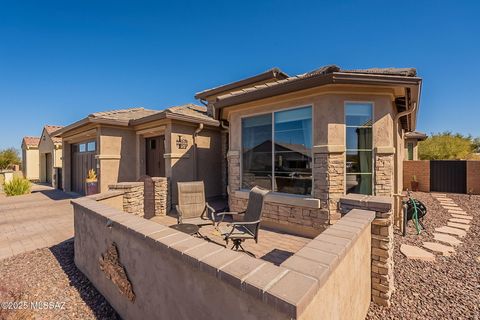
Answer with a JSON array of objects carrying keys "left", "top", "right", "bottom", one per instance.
[{"left": 0, "top": 184, "right": 76, "bottom": 260}]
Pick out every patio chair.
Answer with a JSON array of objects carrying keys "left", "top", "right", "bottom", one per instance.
[
  {"left": 216, "top": 186, "right": 269, "bottom": 256},
  {"left": 176, "top": 181, "right": 216, "bottom": 227}
]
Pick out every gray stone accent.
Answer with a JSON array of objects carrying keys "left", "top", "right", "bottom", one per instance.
[
  {"left": 108, "top": 182, "right": 144, "bottom": 216},
  {"left": 313, "top": 152, "right": 345, "bottom": 223},
  {"left": 152, "top": 177, "right": 170, "bottom": 215},
  {"left": 375, "top": 153, "right": 394, "bottom": 196},
  {"left": 339, "top": 194, "right": 395, "bottom": 307}
]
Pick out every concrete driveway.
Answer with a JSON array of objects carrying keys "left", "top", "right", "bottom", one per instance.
[{"left": 0, "top": 184, "right": 76, "bottom": 260}]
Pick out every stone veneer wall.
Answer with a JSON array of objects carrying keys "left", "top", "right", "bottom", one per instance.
[
  {"left": 229, "top": 196, "right": 329, "bottom": 232},
  {"left": 152, "top": 177, "right": 170, "bottom": 215},
  {"left": 375, "top": 153, "right": 394, "bottom": 196},
  {"left": 339, "top": 194, "right": 394, "bottom": 307},
  {"left": 313, "top": 152, "right": 344, "bottom": 223},
  {"left": 108, "top": 182, "right": 144, "bottom": 216},
  {"left": 227, "top": 150, "right": 339, "bottom": 233}
]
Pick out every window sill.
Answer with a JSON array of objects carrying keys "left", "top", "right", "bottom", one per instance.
[{"left": 234, "top": 190, "right": 321, "bottom": 209}]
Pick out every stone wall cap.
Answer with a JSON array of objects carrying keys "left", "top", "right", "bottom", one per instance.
[
  {"left": 87, "top": 190, "right": 125, "bottom": 201},
  {"left": 234, "top": 190, "right": 321, "bottom": 209},
  {"left": 108, "top": 181, "right": 144, "bottom": 188},
  {"left": 339, "top": 194, "right": 393, "bottom": 213}
]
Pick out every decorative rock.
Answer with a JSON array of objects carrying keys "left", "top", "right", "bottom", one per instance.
[
  {"left": 435, "top": 226, "right": 467, "bottom": 237},
  {"left": 449, "top": 218, "right": 471, "bottom": 224},
  {"left": 451, "top": 214, "right": 473, "bottom": 220},
  {"left": 400, "top": 244, "right": 435, "bottom": 261},
  {"left": 422, "top": 242, "right": 455, "bottom": 256},
  {"left": 433, "top": 233, "right": 462, "bottom": 246},
  {"left": 447, "top": 222, "right": 470, "bottom": 231}
]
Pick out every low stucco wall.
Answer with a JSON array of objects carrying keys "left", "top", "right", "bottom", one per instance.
[
  {"left": 73, "top": 197, "right": 375, "bottom": 320},
  {"left": 87, "top": 190, "right": 125, "bottom": 211}
]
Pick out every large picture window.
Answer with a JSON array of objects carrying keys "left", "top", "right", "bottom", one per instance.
[
  {"left": 242, "top": 106, "right": 312, "bottom": 195},
  {"left": 345, "top": 103, "right": 373, "bottom": 195}
]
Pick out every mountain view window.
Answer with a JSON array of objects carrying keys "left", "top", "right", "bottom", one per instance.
[
  {"left": 345, "top": 102, "right": 373, "bottom": 195},
  {"left": 241, "top": 106, "right": 312, "bottom": 195}
]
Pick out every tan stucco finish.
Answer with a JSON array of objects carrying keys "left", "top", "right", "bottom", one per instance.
[
  {"left": 37, "top": 128, "right": 63, "bottom": 187},
  {"left": 21, "top": 146, "right": 40, "bottom": 180}
]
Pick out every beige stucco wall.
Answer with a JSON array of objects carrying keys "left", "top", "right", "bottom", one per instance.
[
  {"left": 225, "top": 89, "right": 397, "bottom": 199},
  {"left": 98, "top": 126, "right": 137, "bottom": 193},
  {"left": 38, "top": 129, "right": 63, "bottom": 186},
  {"left": 22, "top": 147, "right": 40, "bottom": 180},
  {"left": 225, "top": 87, "right": 396, "bottom": 152},
  {"left": 299, "top": 225, "right": 372, "bottom": 320},
  {"left": 168, "top": 122, "right": 223, "bottom": 204}
]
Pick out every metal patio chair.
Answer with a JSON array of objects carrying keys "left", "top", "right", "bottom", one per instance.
[
  {"left": 176, "top": 181, "right": 216, "bottom": 227},
  {"left": 216, "top": 186, "right": 269, "bottom": 256}
]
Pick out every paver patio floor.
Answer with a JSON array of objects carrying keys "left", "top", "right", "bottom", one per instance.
[
  {"left": 0, "top": 184, "right": 76, "bottom": 260},
  {"left": 151, "top": 213, "right": 313, "bottom": 265}
]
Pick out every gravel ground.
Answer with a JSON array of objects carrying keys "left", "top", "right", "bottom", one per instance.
[
  {"left": 367, "top": 192, "right": 480, "bottom": 320},
  {"left": 0, "top": 239, "right": 118, "bottom": 320}
]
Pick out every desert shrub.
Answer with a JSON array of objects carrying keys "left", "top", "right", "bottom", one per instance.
[
  {"left": 3, "top": 176, "right": 31, "bottom": 196},
  {"left": 0, "top": 148, "right": 21, "bottom": 170}
]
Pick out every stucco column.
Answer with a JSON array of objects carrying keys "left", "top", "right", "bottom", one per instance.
[
  {"left": 226, "top": 150, "right": 240, "bottom": 211},
  {"left": 62, "top": 142, "right": 71, "bottom": 192},
  {"left": 313, "top": 145, "right": 345, "bottom": 224}
]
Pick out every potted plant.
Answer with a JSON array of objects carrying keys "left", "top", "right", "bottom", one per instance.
[
  {"left": 411, "top": 175, "right": 419, "bottom": 192},
  {"left": 85, "top": 169, "right": 98, "bottom": 195}
]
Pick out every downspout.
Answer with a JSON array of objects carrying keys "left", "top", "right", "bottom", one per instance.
[
  {"left": 393, "top": 99, "right": 417, "bottom": 227},
  {"left": 193, "top": 123, "right": 204, "bottom": 180}
]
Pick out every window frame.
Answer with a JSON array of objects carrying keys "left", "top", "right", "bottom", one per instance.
[
  {"left": 344, "top": 101, "right": 375, "bottom": 195},
  {"left": 407, "top": 142, "right": 414, "bottom": 160},
  {"left": 239, "top": 104, "right": 314, "bottom": 197}
]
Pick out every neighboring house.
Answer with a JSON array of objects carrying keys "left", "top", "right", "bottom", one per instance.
[
  {"left": 196, "top": 65, "right": 422, "bottom": 237},
  {"left": 53, "top": 105, "right": 222, "bottom": 202},
  {"left": 404, "top": 131, "right": 427, "bottom": 160},
  {"left": 21, "top": 136, "right": 40, "bottom": 181},
  {"left": 38, "top": 125, "right": 64, "bottom": 188}
]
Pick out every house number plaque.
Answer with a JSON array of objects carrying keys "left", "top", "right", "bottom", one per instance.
[{"left": 176, "top": 135, "right": 188, "bottom": 149}]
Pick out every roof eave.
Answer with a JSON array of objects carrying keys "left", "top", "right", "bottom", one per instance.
[
  {"left": 194, "top": 68, "right": 289, "bottom": 100},
  {"left": 214, "top": 72, "right": 422, "bottom": 109},
  {"left": 52, "top": 118, "right": 91, "bottom": 137},
  {"left": 165, "top": 112, "right": 220, "bottom": 126}
]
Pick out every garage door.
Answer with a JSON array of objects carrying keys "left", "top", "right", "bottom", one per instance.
[{"left": 71, "top": 141, "right": 97, "bottom": 195}]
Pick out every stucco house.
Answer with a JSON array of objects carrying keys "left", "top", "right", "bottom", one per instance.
[
  {"left": 404, "top": 131, "right": 427, "bottom": 160},
  {"left": 38, "top": 125, "right": 64, "bottom": 188},
  {"left": 53, "top": 105, "right": 223, "bottom": 202},
  {"left": 21, "top": 136, "right": 40, "bottom": 181},
  {"left": 195, "top": 65, "right": 422, "bottom": 237}
]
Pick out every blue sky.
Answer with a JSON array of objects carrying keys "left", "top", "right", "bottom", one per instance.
[{"left": 1, "top": 0, "right": 479, "bottom": 150}]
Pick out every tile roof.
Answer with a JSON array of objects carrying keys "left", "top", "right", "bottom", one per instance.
[
  {"left": 44, "top": 125, "right": 64, "bottom": 143},
  {"left": 215, "top": 65, "right": 418, "bottom": 103},
  {"left": 90, "top": 107, "right": 159, "bottom": 121},
  {"left": 165, "top": 104, "right": 212, "bottom": 122},
  {"left": 22, "top": 136, "right": 40, "bottom": 148}
]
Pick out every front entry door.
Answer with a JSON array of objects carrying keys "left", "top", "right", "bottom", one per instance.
[{"left": 146, "top": 136, "right": 165, "bottom": 177}]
